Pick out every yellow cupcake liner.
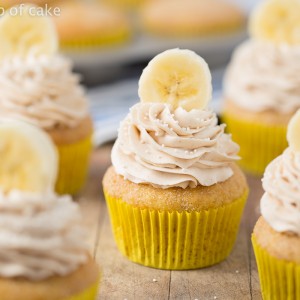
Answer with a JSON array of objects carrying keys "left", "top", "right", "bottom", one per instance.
[
  {"left": 55, "top": 135, "right": 92, "bottom": 195},
  {"left": 252, "top": 236, "right": 300, "bottom": 300},
  {"left": 144, "top": 23, "right": 244, "bottom": 38},
  {"left": 60, "top": 30, "right": 130, "bottom": 51},
  {"left": 104, "top": 190, "right": 248, "bottom": 270},
  {"left": 64, "top": 281, "right": 99, "bottom": 300},
  {"left": 222, "top": 113, "right": 288, "bottom": 176}
]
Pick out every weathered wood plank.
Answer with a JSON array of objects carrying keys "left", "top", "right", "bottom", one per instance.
[
  {"left": 96, "top": 206, "right": 171, "bottom": 299},
  {"left": 244, "top": 175, "right": 264, "bottom": 300},
  {"left": 76, "top": 145, "right": 112, "bottom": 256},
  {"left": 169, "top": 219, "right": 251, "bottom": 300}
]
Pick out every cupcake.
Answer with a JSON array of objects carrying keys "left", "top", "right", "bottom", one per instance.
[
  {"left": 252, "top": 109, "right": 300, "bottom": 300},
  {"left": 139, "top": 0, "right": 245, "bottom": 37},
  {"left": 103, "top": 48, "right": 249, "bottom": 270},
  {"left": 0, "top": 5, "right": 93, "bottom": 195},
  {"left": 223, "top": 0, "right": 300, "bottom": 175},
  {"left": 52, "top": 1, "right": 131, "bottom": 50},
  {"left": 0, "top": 120, "right": 99, "bottom": 300}
]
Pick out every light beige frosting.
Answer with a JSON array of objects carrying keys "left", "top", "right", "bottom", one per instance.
[
  {"left": 0, "top": 54, "right": 88, "bottom": 129},
  {"left": 112, "top": 103, "right": 239, "bottom": 189},
  {"left": 0, "top": 190, "right": 89, "bottom": 281},
  {"left": 224, "top": 40, "right": 300, "bottom": 113},
  {"left": 261, "top": 148, "right": 300, "bottom": 236}
]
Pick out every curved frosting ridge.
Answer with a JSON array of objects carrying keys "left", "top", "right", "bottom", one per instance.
[
  {"left": 0, "top": 191, "right": 89, "bottom": 281},
  {"left": 112, "top": 103, "right": 239, "bottom": 189},
  {"left": 0, "top": 54, "right": 88, "bottom": 129},
  {"left": 261, "top": 148, "right": 300, "bottom": 236},
  {"left": 224, "top": 40, "right": 300, "bottom": 113}
]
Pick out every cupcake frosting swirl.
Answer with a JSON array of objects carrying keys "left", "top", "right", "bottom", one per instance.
[
  {"left": 261, "top": 148, "right": 300, "bottom": 236},
  {"left": 112, "top": 103, "right": 240, "bottom": 188},
  {"left": 0, "top": 54, "right": 88, "bottom": 129},
  {"left": 224, "top": 40, "right": 300, "bottom": 113},
  {"left": 0, "top": 191, "right": 89, "bottom": 281}
]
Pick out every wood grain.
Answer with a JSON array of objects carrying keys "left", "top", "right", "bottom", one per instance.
[{"left": 78, "top": 144, "right": 264, "bottom": 300}]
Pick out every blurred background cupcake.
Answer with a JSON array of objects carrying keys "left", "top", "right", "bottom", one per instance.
[
  {"left": 0, "top": 5, "right": 93, "bottom": 195},
  {"left": 252, "top": 110, "right": 300, "bottom": 299},
  {"left": 52, "top": 0, "right": 131, "bottom": 51},
  {"left": 222, "top": 0, "right": 300, "bottom": 175},
  {"left": 139, "top": 0, "right": 245, "bottom": 37}
]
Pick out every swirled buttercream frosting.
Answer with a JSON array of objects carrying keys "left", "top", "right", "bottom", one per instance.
[
  {"left": 261, "top": 148, "right": 300, "bottom": 236},
  {"left": 0, "top": 54, "right": 88, "bottom": 129},
  {"left": 224, "top": 40, "right": 300, "bottom": 113},
  {"left": 112, "top": 103, "right": 240, "bottom": 188},
  {"left": 0, "top": 191, "right": 89, "bottom": 281}
]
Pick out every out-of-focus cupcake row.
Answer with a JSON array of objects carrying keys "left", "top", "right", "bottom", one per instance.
[{"left": 0, "top": 0, "right": 246, "bottom": 51}]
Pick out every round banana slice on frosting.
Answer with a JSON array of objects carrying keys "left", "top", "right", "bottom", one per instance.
[
  {"left": 138, "top": 48, "right": 212, "bottom": 111},
  {"left": 287, "top": 109, "right": 300, "bottom": 152},
  {"left": 250, "top": 0, "right": 300, "bottom": 45},
  {"left": 0, "top": 120, "right": 58, "bottom": 193},
  {"left": 0, "top": 4, "right": 58, "bottom": 60}
]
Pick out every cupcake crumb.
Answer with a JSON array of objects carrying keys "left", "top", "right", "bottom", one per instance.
[{"left": 153, "top": 278, "right": 157, "bottom": 282}]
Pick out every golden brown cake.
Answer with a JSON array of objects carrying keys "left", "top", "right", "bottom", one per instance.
[
  {"left": 104, "top": 164, "right": 247, "bottom": 212},
  {"left": 0, "top": 259, "right": 99, "bottom": 300}
]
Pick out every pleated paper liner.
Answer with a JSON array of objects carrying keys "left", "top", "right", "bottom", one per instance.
[
  {"left": 64, "top": 281, "right": 99, "bottom": 300},
  {"left": 59, "top": 30, "right": 130, "bottom": 51},
  {"left": 105, "top": 190, "right": 248, "bottom": 270},
  {"left": 252, "top": 236, "right": 300, "bottom": 300},
  {"left": 222, "top": 113, "right": 288, "bottom": 176},
  {"left": 55, "top": 135, "right": 92, "bottom": 195}
]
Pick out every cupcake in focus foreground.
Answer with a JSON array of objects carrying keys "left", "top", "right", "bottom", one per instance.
[
  {"left": 103, "top": 49, "right": 249, "bottom": 270},
  {"left": 252, "top": 110, "right": 300, "bottom": 300},
  {"left": 0, "top": 120, "right": 99, "bottom": 300},
  {"left": 223, "top": 0, "right": 300, "bottom": 175},
  {"left": 0, "top": 5, "right": 93, "bottom": 194}
]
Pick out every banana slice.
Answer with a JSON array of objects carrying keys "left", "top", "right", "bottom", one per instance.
[
  {"left": 287, "top": 109, "right": 300, "bottom": 152},
  {"left": 138, "top": 48, "right": 212, "bottom": 111},
  {"left": 0, "top": 4, "right": 58, "bottom": 60},
  {"left": 0, "top": 120, "right": 58, "bottom": 193},
  {"left": 250, "top": 0, "right": 300, "bottom": 45}
]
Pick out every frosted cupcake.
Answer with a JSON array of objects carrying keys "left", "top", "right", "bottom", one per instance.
[
  {"left": 223, "top": 0, "right": 300, "bottom": 175},
  {"left": 252, "top": 109, "right": 300, "bottom": 300},
  {"left": 103, "top": 49, "right": 249, "bottom": 270},
  {"left": 0, "top": 5, "right": 93, "bottom": 194},
  {"left": 0, "top": 120, "right": 99, "bottom": 300}
]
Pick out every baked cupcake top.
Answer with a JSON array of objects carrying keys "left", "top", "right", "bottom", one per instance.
[
  {"left": 224, "top": 0, "right": 300, "bottom": 114},
  {"left": 261, "top": 110, "right": 300, "bottom": 236},
  {"left": 0, "top": 4, "right": 89, "bottom": 129},
  {"left": 0, "top": 120, "right": 89, "bottom": 280},
  {"left": 112, "top": 49, "right": 240, "bottom": 189}
]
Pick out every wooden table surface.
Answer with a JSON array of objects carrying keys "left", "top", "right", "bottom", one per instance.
[{"left": 77, "top": 144, "right": 264, "bottom": 300}]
